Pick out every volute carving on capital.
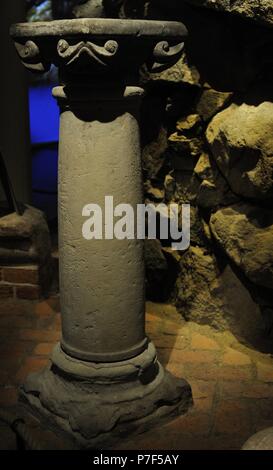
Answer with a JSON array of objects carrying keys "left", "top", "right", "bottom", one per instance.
[
  {"left": 149, "top": 40, "right": 185, "bottom": 73},
  {"left": 14, "top": 40, "right": 51, "bottom": 73},
  {"left": 56, "top": 39, "right": 119, "bottom": 68}
]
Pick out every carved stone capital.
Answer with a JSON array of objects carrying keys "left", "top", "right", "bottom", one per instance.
[{"left": 10, "top": 18, "right": 187, "bottom": 78}]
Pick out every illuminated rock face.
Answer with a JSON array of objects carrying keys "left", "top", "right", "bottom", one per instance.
[
  {"left": 183, "top": 0, "right": 273, "bottom": 27},
  {"left": 11, "top": 18, "right": 192, "bottom": 448}
]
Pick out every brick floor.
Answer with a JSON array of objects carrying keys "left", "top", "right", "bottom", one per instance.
[{"left": 0, "top": 297, "right": 273, "bottom": 450}]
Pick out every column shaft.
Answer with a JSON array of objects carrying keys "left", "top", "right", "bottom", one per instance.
[{"left": 56, "top": 86, "right": 147, "bottom": 362}]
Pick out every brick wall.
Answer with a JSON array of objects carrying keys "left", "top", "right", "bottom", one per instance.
[{"left": 0, "top": 265, "right": 41, "bottom": 300}]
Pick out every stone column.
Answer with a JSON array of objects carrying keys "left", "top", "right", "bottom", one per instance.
[
  {"left": 0, "top": 0, "right": 31, "bottom": 203},
  {"left": 55, "top": 83, "right": 147, "bottom": 362},
  {"left": 10, "top": 18, "right": 192, "bottom": 449}
]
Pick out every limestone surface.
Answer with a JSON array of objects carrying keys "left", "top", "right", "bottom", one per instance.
[
  {"left": 184, "top": 0, "right": 273, "bottom": 27},
  {"left": 194, "top": 153, "right": 238, "bottom": 209},
  {"left": 206, "top": 101, "right": 273, "bottom": 200},
  {"left": 176, "top": 246, "right": 262, "bottom": 342},
  {"left": 210, "top": 203, "right": 273, "bottom": 290}
]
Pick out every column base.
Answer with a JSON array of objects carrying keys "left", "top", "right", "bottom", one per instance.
[{"left": 19, "top": 342, "right": 192, "bottom": 449}]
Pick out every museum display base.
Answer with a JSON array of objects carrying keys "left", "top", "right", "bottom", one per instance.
[{"left": 19, "top": 342, "right": 192, "bottom": 449}]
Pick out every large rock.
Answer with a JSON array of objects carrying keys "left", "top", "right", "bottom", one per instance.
[
  {"left": 206, "top": 101, "right": 273, "bottom": 200},
  {"left": 164, "top": 173, "right": 176, "bottom": 202},
  {"left": 176, "top": 246, "right": 262, "bottom": 341},
  {"left": 142, "top": 54, "right": 201, "bottom": 88},
  {"left": 142, "top": 127, "right": 168, "bottom": 180},
  {"left": 184, "top": 0, "right": 273, "bottom": 27},
  {"left": 194, "top": 153, "right": 238, "bottom": 209},
  {"left": 146, "top": 2, "right": 273, "bottom": 91},
  {"left": 72, "top": 0, "right": 105, "bottom": 18},
  {"left": 167, "top": 114, "right": 204, "bottom": 172},
  {"left": 210, "top": 203, "right": 273, "bottom": 290},
  {"left": 196, "top": 86, "right": 233, "bottom": 122}
]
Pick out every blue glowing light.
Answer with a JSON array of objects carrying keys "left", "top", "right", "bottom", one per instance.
[{"left": 29, "top": 84, "right": 59, "bottom": 144}]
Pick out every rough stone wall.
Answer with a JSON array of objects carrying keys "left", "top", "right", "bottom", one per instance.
[{"left": 138, "top": 1, "right": 273, "bottom": 343}]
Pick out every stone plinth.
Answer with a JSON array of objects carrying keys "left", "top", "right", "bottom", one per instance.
[
  {"left": 10, "top": 18, "right": 192, "bottom": 448},
  {"left": 0, "top": 206, "right": 53, "bottom": 299}
]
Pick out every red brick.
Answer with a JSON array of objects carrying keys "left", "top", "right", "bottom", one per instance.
[
  {"left": 0, "top": 341, "right": 34, "bottom": 356},
  {"left": 0, "top": 360, "right": 22, "bottom": 385},
  {"left": 243, "top": 384, "right": 271, "bottom": 400},
  {"left": 15, "top": 357, "right": 49, "bottom": 383},
  {"left": 213, "top": 400, "right": 251, "bottom": 435},
  {"left": 0, "top": 315, "right": 33, "bottom": 329},
  {"left": 33, "top": 343, "right": 53, "bottom": 356},
  {"left": 253, "top": 420, "right": 273, "bottom": 436},
  {"left": 162, "top": 319, "right": 183, "bottom": 335},
  {"left": 46, "top": 295, "right": 61, "bottom": 313},
  {"left": 146, "top": 313, "right": 158, "bottom": 323},
  {"left": 219, "top": 381, "right": 248, "bottom": 398},
  {"left": 217, "top": 365, "right": 253, "bottom": 382},
  {"left": 19, "top": 329, "right": 60, "bottom": 342},
  {"left": 223, "top": 348, "right": 251, "bottom": 366},
  {"left": 251, "top": 397, "right": 273, "bottom": 423},
  {"left": 46, "top": 316, "right": 62, "bottom": 334},
  {"left": 191, "top": 333, "right": 220, "bottom": 351},
  {"left": 257, "top": 362, "right": 273, "bottom": 382},
  {"left": 183, "top": 362, "right": 252, "bottom": 382},
  {"left": 3, "top": 266, "right": 39, "bottom": 285},
  {"left": 0, "top": 387, "right": 18, "bottom": 407},
  {"left": 191, "top": 380, "right": 216, "bottom": 413},
  {"left": 165, "top": 360, "right": 185, "bottom": 377},
  {"left": 152, "top": 335, "right": 178, "bottom": 349},
  {"left": 0, "top": 285, "right": 13, "bottom": 299},
  {"left": 220, "top": 381, "right": 273, "bottom": 399},
  {"left": 156, "top": 348, "right": 172, "bottom": 367},
  {"left": 16, "top": 285, "right": 40, "bottom": 300},
  {"left": 146, "top": 322, "right": 161, "bottom": 338},
  {"left": 51, "top": 313, "right": 61, "bottom": 329},
  {"left": 119, "top": 431, "right": 171, "bottom": 451},
  {"left": 176, "top": 330, "right": 191, "bottom": 344},
  {"left": 173, "top": 350, "right": 217, "bottom": 364},
  {"left": 0, "top": 300, "right": 27, "bottom": 316},
  {"left": 165, "top": 410, "right": 211, "bottom": 436},
  {"left": 120, "top": 433, "right": 213, "bottom": 451},
  {"left": 184, "top": 363, "right": 220, "bottom": 381},
  {"left": 208, "top": 435, "right": 245, "bottom": 451},
  {"left": 157, "top": 347, "right": 207, "bottom": 367},
  {"left": 0, "top": 369, "right": 11, "bottom": 386},
  {"left": 35, "top": 301, "right": 55, "bottom": 318}
]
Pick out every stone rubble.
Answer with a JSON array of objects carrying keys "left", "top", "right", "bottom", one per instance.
[{"left": 137, "top": 1, "right": 273, "bottom": 341}]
